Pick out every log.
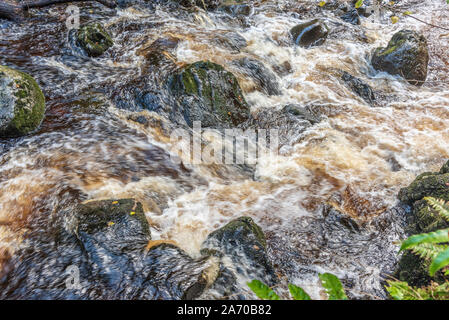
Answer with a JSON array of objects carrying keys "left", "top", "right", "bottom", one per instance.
[{"left": 0, "top": 0, "right": 116, "bottom": 22}]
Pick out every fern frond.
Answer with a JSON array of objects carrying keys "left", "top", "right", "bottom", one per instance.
[
  {"left": 409, "top": 243, "right": 448, "bottom": 261},
  {"left": 400, "top": 229, "right": 449, "bottom": 251},
  {"left": 424, "top": 197, "right": 449, "bottom": 222}
]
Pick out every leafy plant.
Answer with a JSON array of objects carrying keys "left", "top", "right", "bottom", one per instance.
[
  {"left": 319, "top": 273, "right": 348, "bottom": 300},
  {"left": 386, "top": 197, "right": 449, "bottom": 300},
  {"left": 247, "top": 273, "right": 347, "bottom": 300},
  {"left": 400, "top": 197, "right": 449, "bottom": 276},
  {"left": 355, "top": 0, "right": 364, "bottom": 9},
  {"left": 247, "top": 280, "right": 280, "bottom": 300}
]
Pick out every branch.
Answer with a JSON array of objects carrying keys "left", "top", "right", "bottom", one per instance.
[
  {"left": 0, "top": 0, "right": 116, "bottom": 21},
  {"left": 22, "top": 0, "right": 116, "bottom": 10}
]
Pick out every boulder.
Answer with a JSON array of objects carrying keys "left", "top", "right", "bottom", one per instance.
[
  {"left": 340, "top": 8, "right": 360, "bottom": 25},
  {"left": 290, "top": 19, "right": 329, "bottom": 48},
  {"left": 76, "top": 23, "right": 114, "bottom": 57},
  {"left": 200, "top": 216, "right": 276, "bottom": 297},
  {"left": 233, "top": 57, "right": 281, "bottom": 96},
  {"left": 168, "top": 61, "right": 251, "bottom": 128},
  {"left": 371, "top": 30, "right": 429, "bottom": 86},
  {"left": 219, "top": 3, "right": 252, "bottom": 16},
  {"left": 0, "top": 65, "right": 45, "bottom": 137}
]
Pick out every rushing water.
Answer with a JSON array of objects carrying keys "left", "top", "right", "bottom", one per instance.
[{"left": 0, "top": 0, "right": 449, "bottom": 299}]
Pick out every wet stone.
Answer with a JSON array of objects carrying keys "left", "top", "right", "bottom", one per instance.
[{"left": 290, "top": 19, "right": 329, "bottom": 48}]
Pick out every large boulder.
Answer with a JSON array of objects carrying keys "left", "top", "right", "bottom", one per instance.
[
  {"left": 371, "top": 30, "right": 429, "bottom": 86},
  {"left": 200, "top": 217, "right": 276, "bottom": 298},
  {"left": 290, "top": 19, "right": 329, "bottom": 48},
  {"left": 0, "top": 65, "right": 45, "bottom": 137},
  {"left": 76, "top": 23, "right": 114, "bottom": 57},
  {"left": 168, "top": 61, "right": 251, "bottom": 128}
]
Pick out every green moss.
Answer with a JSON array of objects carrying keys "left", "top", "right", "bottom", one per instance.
[
  {"left": 0, "top": 65, "right": 45, "bottom": 137},
  {"left": 398, "top": 172, "right": 449, "bottom": 204},
  {"left": 212, "top": 216, "right": 267, "bottom": 248},
  {"left": 76, "top": 23, "right": 113, "bottom": 57},
  {"left": 170, "top": 60, "right": 250, "bottom": 127}
]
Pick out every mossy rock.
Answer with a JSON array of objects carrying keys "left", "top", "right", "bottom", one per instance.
[
  {"left": 407, "top": 199, "right": 449, "bottom": 234},
  {"left": 76, "top": 23, "right": 113, "bottom": 57},
  {"left": 371, "top": 30, "right": 429, "bottom": 86},
  {"left": 200, "top": 216, "right": 276, "bottom": 290},
  {"left": 168, "top": 61, "right": 250, "bottom": 128},
  {"left": 290, "top": 19, "right": 329, "bottom": 48},
  {"left": 74, "top": 199, "right": 151, "bottom": 254},
  {"left": 398, "top": 172, "right": 449, "bottom": 204},
  {"left": 0, "top": 65, "right": 45, "bottom": 137}
]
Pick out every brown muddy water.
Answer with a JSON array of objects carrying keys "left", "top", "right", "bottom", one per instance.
[{"left": 0, "top": 0, "right": 448, "bottom": 299}]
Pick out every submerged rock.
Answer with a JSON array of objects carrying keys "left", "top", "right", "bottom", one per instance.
[
  {"left": 244, "top": 104, "right": 321, "bottom": 147},
  {"left": 0, "top": 199, "right": 218, "bottom": 300},
  {"left": 76, "top": 23, "right": 114, "bottom": 57},
  {"left": 233, "top": 57, "right": 281, "bottom": 96},
  {"left": 168, "top": 61, "right": 251, "bottom": 128},
  {"left": 0, "top": 65, "right": 45, "bottom": 137},
  {"left": 340, "top": 8, "right": 360, "bottom": 25},
  {"left": 371, "top": 30, "right": 429, "bottom": 86},
  {"left": 200, "top": 216, "right": 276, "bottom": 298},
  {"left": 219, "top": 3, "right": 252, "bottom": 16},
  {"left": 340, "top": 71, "right": 375, "bottom": 105},
  {"left": 174, "top": 0, "right": 222, "bottom": 10},
  {"left": 290, "top": 19, "right": 329, "bottom": 48}
]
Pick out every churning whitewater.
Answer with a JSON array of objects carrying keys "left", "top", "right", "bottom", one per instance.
[{"left": 0, "top": 0, "right": 448, "bottom": 300}]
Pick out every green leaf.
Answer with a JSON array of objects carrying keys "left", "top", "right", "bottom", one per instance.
[
  {"left": 288, "top": 284, "right": 311, "bottom": 300},
  {"left": 430, "top": 247, "right": 449, "bottom": 276},
  {"left": 247, "top": 280, "right": 280, "bottom": 300},
  {"left": 318, "top": 273, "right": 348, "bottom": 300},
  {"left": 385, "top": 280, "right": 416, "bottom": 300},
  {"left": 403, "top": 11, "right": 412, "bottom": 15},
  {"left": 424, "top": 197, "right": 449, "bottom": 222},
  {"left": 400, "top": 229, "right": 449, "bottom": 251},
  {"left": 355, "top": 0, "right": 364, "bottom": 8}
]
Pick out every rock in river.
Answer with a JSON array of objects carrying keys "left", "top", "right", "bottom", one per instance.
[
  {"left": 200, "top": 216, "right": 276, "bottom": 298},
  {"left": 371, "top": 30, "right": 429, "bottom": 86},
  {"left": 76, "top": 23, "right": 114, "bottom": 57},
  {"left": 0, "top": 65, "right": 45, "bottom": 137},
  {"left": 168, "top": 61, "right": 251, "bottom": 128},
  {"left": 290, "top": 19, "right": 329, "bottom": 48},
  {"left": 395, "top": 161, "right": 449, "bottom": 287},
  {"left": 0, "top": 199, "right": 218, "bottom": 299}
]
